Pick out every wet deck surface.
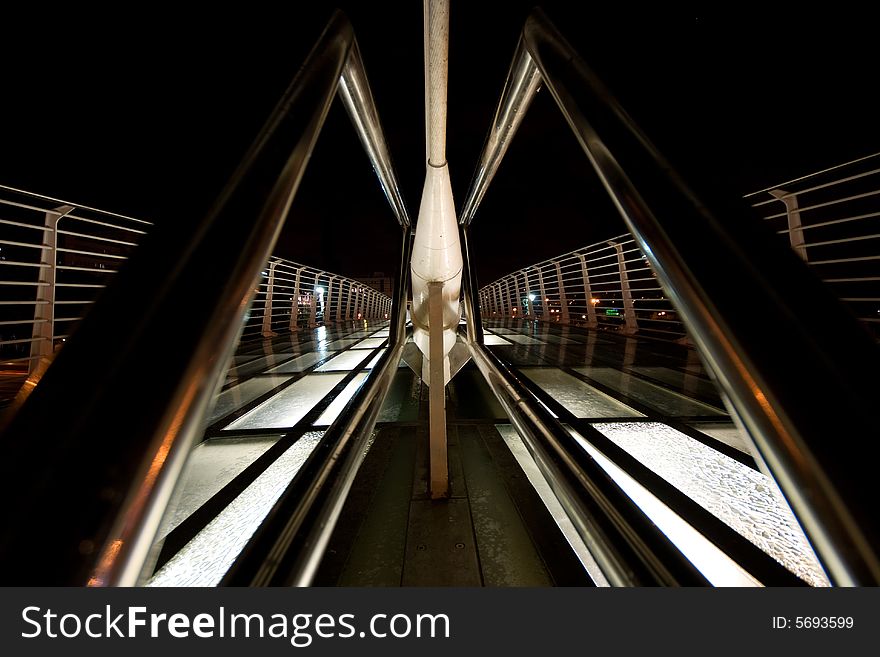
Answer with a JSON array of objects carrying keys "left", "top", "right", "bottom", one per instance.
[
  {"left": 134, "top": 318, "right": 827, "bottom": 586},
  {"left": 315, "top": 419, "right": 590, "bottom": 587}
]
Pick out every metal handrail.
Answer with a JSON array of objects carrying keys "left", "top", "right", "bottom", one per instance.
[
  {"left": 245, "top": 255, "right": 392, "bottom": 340},
  {"left": 478, "top": 232, "right": 675, "bottom": 338},
  {"left": 222, "top": 228, "right": 411, "bottom": 586},
  {"left": 0, "top": 10, "right": 410, "bottom": 586},
  {"left": 460, "top": 230, "right": 706, "bottom": 585},
  {"left": 744, "top": 156, "right": 880, "bottom": 333},
  {"left": 0, "top": 188, "right": 152, "bottom": 371},
  {"left": 459, "top": 8, "right": 880, "bottom": 585},
  {"left": 744, "top": 152, "right": 880, "bottom": 199},
  {"left": 0, "top": 183, "right": 153, "bottom": 224},
  {"left": 480, "top": 151, "right": 880, "bottom": 338}
]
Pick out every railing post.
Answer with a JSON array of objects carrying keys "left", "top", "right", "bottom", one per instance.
[
  {"left": 512, "top": 272, "right": 523, "bottom": 318},
  {"left": 508, "top": 279, "right": 517, "bottom": 317},
  {"left": 536, "top": 266, "right": 547, "bottom": 321},
  {"left": 610, "top": 241, "right": 637, "bottom": 334},
  {"left": 344, "top": 282, "right": 353, "bottom": 323},
  {"left": 308, "top": 279, "right": 318, "bottom": 328},
  {"left": 335, "top": 278, "right": 344, "bottom": 323},
  {"left": 261, "top": 260, "right": 279, "bottom": 337},
  {"left": 353, "top": 286, "right": 361, "bottom": 320},
  {"left": 324, "top": 275, "right": 337, "bottom": 326},
  {"left": 30, "top": 205, "right": 73, "bottom": 374},
  {"left": 553, "top": 260, "right": 569, "bottom": 323},
  {"left": 499, "top": 281, "right": 507, "bottom": 317},
  {"left": 769, "top": 189, "right": 808, "bottom": 262},
  {"left": 520, "top": 270, "right": 531, "bottom": 318},
  {"left": 576, "top": 253, "right": 598, "bottom": 329},
  {"left": 289, "top": 267, "right": 303, "bottom": 332},
  {"left": 508, "top": 279, "right": 516, "bottom": 318}
]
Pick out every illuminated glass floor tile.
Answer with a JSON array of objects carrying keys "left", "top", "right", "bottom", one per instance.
[
  {"left": 521, "top": 368, "right": 642, "bottom": 418},
  {"left": 227, "top": 353, "right": 292, "bottom": 378},
  {"left": 156, "top": 435, "right": 279, "bottom": 539},
  {"left": 315, "top": 372, "right": 368, "bottom": 425},
  {"left": 566, "top": 426, "right": 761, "bottom": 587},
  {"left": 366, "top": 350, "right": 385, "bottom": 369},
  {"left": 315, "top": 350, "right": 373, "bottom": 372},
  {"left": 148, "top": 432, "right": 323, "bottom": 587},
  {"left": 591, "top": 421, "right": 828, "bottom": 586},
  {"left": 483, "top": 334, "right": 512, "bottom": 345},
  {"left": 324, "top": 338, "right": 362, "bottom": 350},
  {"left": 224, "top": 373, "right": 346, "bottom": 430},
  {"left": 352, "top": 337, "right": 387, "bottom": 349},
  {"left": 498, "top": 423, "right": 760, "bottom": 586},
  {"left": 267, "top": 337, "right": 317, "bottom": 353},
  {"left": 574, "top": 367, "right": 725, "bottom": 416},
  {"left": 266, "top": 351, "right": 336, "bottom": 373},
  {"left": 689, "top": 422, "right": 751, "bottom": 454},
  {"left": 208, "top": 375, "right": 292, "bottom": 424}
]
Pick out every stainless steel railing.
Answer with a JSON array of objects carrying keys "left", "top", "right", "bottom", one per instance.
[
  {"left": 0, "top": 10, "right": 410, "bottom": 586},
  {"left": 746, "top": 152, "right": 880, "bottom": 335},
  {"left": 0, "top": 188, "right": 393, "bottom": 405},
  {"left": 246, "top": 257, "right": 391, "bottom": 340},
  {"left": 0, "top": 185, "right": 151, "bottom": 375},
  {"left": 478, "top": 233, "right": 681, "bottom": 340},
  {"left": 478, "top": 156, "right": 880, "bottom": 342},
  {"left": 460, "top": 8, "right": 880, "bottom": 585}
]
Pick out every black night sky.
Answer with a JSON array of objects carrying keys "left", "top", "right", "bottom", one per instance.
[{"left": 1, "top": 4, "right": 878, "bottom": 285}]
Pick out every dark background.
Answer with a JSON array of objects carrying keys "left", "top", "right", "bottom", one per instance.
[{"left": 1, "top": 3, "right": 877, "bottom": 283}]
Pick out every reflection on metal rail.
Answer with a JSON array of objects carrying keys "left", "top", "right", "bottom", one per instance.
[
  {"left": 0, "top": 10, "right": 410, "bottom": 586},
  {"left": 459, "top": 9, "right": 880, "bottom": 585}
]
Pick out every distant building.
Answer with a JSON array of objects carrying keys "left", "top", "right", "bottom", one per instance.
[{"left": 354, "top": 272, "right": 394, "bottom": 297}]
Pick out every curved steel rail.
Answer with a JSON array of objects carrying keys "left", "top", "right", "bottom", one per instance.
[
  {"left": 460, "top": 8, "right": 880, "bottom": 585},
  {"left": 0, "top": 10, "right": 410, "bottom": 586}
]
